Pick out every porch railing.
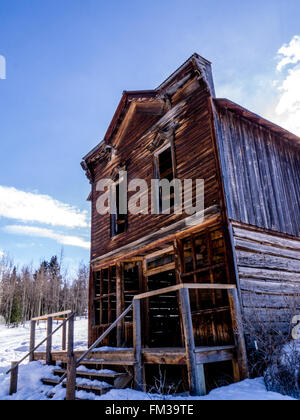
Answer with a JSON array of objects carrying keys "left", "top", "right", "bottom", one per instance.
[
  {"left": 7, "top": 283, "right": 248, "bottom": 400},
  {"left": 7, "top": 310, "right": 74, "bottom": 396}
]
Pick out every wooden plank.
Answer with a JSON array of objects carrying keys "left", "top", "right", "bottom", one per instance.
[
  {"left": 240, "top": 278, "right": 300, "bottom": 295},
  {"left": 237, "top": 266, "right": 300, "bottom": 283},
  {"left": 232, "top": 224, "right": 300, "bottom": 251},
  {"left": 67, "top": 315, "right": 74, "bottom": 357},
  {"left": 235, "top": 238, "right": 300, "bottom": 261},
  {"left": 134, "top": 283, "right": 236, "bottom": 300},
  {"left": 195, "top": 346, "right": 235, "bottom": 364},
  {"left": 133, "top": 299, "right": 143, "bottom": 391},
  {"left": 32, "top": 310, "right": 71, "bottom": 321},
  {"left": 228, "top": 289, "right": 249, "bottom": 381},
  {"left": 196, "top": 365, "right": 206, "bottom": 396},
  {"left": 9, "top": 362, "right": 18, "bottom": 395},
  {"left": 116, "top": 263, "right": 124, "bottom": 347},
  {"left": 236, "top": 251, "right": 300, "bottom": 273},
  {"left": 46, "top": 317, "right": 53, "bottom": 365},
  {"left": 66, "top": 354, "right": 76, "bottom": 401},
  {"left": 145, "top": 262, "right": 175, "bottom": 277},
  {"left": 145, "top": 246, "right": 174, "bottom": 260},
  {"left": 179, "top": 288, "right": 205, "bottom": 396},
  {"left": 29, "top": 320, "right": 36, "bottom": 362},
  {"left": 62, "top": 321, "right": 67, "bottom": 351}
]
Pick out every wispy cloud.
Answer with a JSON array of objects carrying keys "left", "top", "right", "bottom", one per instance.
[
  {"left": 0, "top": 186, "right": 89, "bottom": 228},
  {"left": 271, "top": 35, "right": 300, "bottom": 136},
  {"left": 4, "top": 225, "right": 90, "bottom": 250},
  {"left": 277, "top": 36, "right": 300, "bottom": 71}
]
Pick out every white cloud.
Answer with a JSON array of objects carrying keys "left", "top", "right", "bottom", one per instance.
[
  {"left": 277, "top": 35, "right": 300, "bottom": 71},
  {"left": 0, "top": 250, "right": 4, "bottom": 258},
  {"left": 0, "top": 186, "right": 89, "bottom": 228},
  {"left": 4, "top": 225, "right": 90, "bottom": 250},
  {"left": 268, "top": 36, "right": 300, "bottom": 136}
]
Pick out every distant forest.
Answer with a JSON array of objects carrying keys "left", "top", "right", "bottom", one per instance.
[{"left": 0, "top": 254, "right": 88, "bottom": 326}]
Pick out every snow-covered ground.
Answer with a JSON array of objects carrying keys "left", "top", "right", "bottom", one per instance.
[{"left": 0, "top": 319, "right": 295, "bottom": 400}]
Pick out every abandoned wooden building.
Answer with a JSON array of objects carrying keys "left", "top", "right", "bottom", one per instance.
[{"left": 26, "top": 53, "right": 299, "bottom": 398}]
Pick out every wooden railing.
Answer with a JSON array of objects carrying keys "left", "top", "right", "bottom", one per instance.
[
  {"left": 7, "top": 310, "right": 74, "bottom": 396},
  {"left": 65, "top": 283, "right": 247, "bottom": 399},
  {"left": 58, "top": 303, "right": 133, "bottom": 395},
  {"left": 133, "top": 283, "right": 248, "bottom": 396},
  {"left": 7, "top": 283, "right": 248, "bottom": 399}
]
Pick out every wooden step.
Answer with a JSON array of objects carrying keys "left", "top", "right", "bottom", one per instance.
[
  {"left": 79, "top": 358, "right": 135, "bottom": 366},
  {"left": 52, "top": 368, "right": 132, "bottom": 388},
  {"left": 41, "top": 377, "right": 111, "bottom": 396},
  {"left": 42, "top": 378, "right": 62, "bottom": 386},
  {"left": 53, "top": 368, "right": 126, "bottom": 379}
]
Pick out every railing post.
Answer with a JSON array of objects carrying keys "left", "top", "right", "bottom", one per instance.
[
  {"left": 67, "top": 314, "right": 74, "bottom": 356},
  {"left": 228, "top": 289, "right": 249, "bottom": 381},
  {"left": 66, "top": 314, "right": 76, "bottom": 401},
  {"left": 133, "top": 299, "right": 143, "bottom": 391},
  {"left": 9, "top": 362, "right": 18, "bottom": 395},
  {"left": 116, "top": 263, "right": 124, "bottom": 347},
  {"left": 46, "top": 317, "right": 53, "bottom": 365},
  {"left": 62, "top": 320, "right": 67, "bottom": 351},
  {"left": 179, "top": 287, "right": 206, "bottom": 396},
  {"left": 29, "top": 320, "right": 36, "bottom": 362}
]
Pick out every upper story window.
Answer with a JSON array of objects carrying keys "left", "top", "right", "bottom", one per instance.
[
  {"left": 154, "top": 143, "right": 176, "bottom": 213},
  {"left": 111, "top": 175, "right": 127, "bottom": 237}
]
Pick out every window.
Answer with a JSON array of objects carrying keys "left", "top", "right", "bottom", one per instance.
[
  {"left": 94, "top": 267, "right": 117, "bottom": 326},
  {"left": 111, "top": 177, "right": 127, "bottom": 237},
  {"left": 154, "top": 144, "right": 176, "bottom": 213}
]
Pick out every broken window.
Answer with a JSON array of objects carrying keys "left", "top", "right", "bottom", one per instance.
[
  {"left": 154, "top": 144, "right": 176, "bottom": 212},
  {"left": 111, "top": 177, "right": 127, "bottom": 237}
]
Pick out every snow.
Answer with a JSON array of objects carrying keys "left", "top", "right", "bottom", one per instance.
[{"left": 0, "top": 319, "right": 295, "bottom": 400}]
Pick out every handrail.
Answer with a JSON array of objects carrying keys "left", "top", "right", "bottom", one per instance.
[
  {"left": 32, "top": 310, "right": 72, "bottom": 322},
  {"left": 58, "top": 284, "right": 237, "bottom": 384},
  {"left": 58, "top": 303, "right": 133, "bottom": 384},
  {"left": 133, "top": 283, "right": 236, "bottom": 300},
  {"left": 6, "top": 312, "right": 75, "bottom": 375}
]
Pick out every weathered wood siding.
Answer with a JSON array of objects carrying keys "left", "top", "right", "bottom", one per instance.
[
  {"left": 90, "top": 76, "right": 222, "bottom": 260},
  {"left": 214, "top": 106, "right": 300, "bottom": 237},
  {"left": 231, "top": 222, "right": 300, "bottom": 336}
]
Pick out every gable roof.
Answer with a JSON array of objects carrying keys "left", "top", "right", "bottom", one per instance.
[
  {"left": 214, "top": 98, "right": 300, "bottom": 147},
  {"left": 83, "top": 53, "right": 215, "bottom": 163}
]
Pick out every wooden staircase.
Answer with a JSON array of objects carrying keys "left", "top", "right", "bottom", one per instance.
[{"left": 41, "top": 359, "right": 133, "bottom": 398}]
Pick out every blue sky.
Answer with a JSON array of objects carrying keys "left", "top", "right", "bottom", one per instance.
[{"left": 0, "top": 0, "right": 300, "bottom": 272}]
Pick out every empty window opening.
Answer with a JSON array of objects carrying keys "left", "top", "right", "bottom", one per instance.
[
  {"left": 111, "top": 179, "right": 127, "bottom": 237},
  {"left": 154, "top": 144, "right": 176, "bottom": 212}
]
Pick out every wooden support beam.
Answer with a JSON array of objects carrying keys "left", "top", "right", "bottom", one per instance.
[
  {"left": 133, "top": 299, "right": 144, "bottom": 392},
  {"left": 196, "top": 364, "right": 207, "bottom": 396},
  {"left": 228, "top": 289, "right": 249, "bottom": 381},
  {"left": 116, "top": 263, "right": 124, "bottom": 347},
  {"left": 66, "top": 354, "right": 76, "bottom": 401},
  {"left": 29, "top": 320, "right": 36, "bottom": 362},
  {"left": 9, "top": 362, "right": 18, "bottom": 395},
  {"left": 62, "top": 321, "right": 67, "bottom": 351},
  {"left": 67, "top": 315, "right": 74, "bottom": 358},
  {"left": 173, "top": 239, "right": 185, "bottom": 347},
  {"left": 179, "top": 288, "right": 206, "bottom": 396},
  {"left": 46, "top": 317, "right": 53, "bottom": 365},
  {"left": 65, "top": 313, "right": 76, "bottom": 400}
]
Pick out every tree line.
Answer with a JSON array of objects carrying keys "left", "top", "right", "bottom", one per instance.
[{"left": 0, "top": 253, "right": 89, "bottom": 326}]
